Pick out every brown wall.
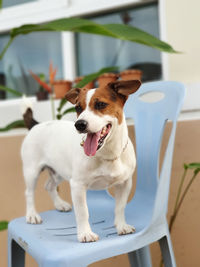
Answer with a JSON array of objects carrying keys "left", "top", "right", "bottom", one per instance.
[{"left": 0, "top": 120, "right": 200, "bottom": 267}]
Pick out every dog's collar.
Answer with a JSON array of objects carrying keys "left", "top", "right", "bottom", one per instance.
[{"left": 102, "top": 139, "right": 129, "bottom": 162}]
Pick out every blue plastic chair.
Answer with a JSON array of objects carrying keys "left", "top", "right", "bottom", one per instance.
[{"left": 8, "top": 81, "right": 186, "bottom": 267}]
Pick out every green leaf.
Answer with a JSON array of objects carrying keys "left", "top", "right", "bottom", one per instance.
[
  {"left": 0, "top": 85, "right": 23, "bottom": 97},
  {"left": 183, "top": 163, "right": 189, "bottom": 170},
  {"left": 0, "top": 17, "right": 178, "bottom": 59},
  {"left": 39, "top": 73, "right": 46, "bottom": 82},
  {"left": 61, "top": 107, "right": 76, "bottom": 116},
  {"left": 0, "top": 120, "right": 25, "bottom": 132},
  {"left": 0, "top": 221, "right": 8, "bottom": 231},
  {"left": 0, "top": 0, "right": 2, "bottom": 9},
  {"left": 194, "top": 168, "right": 200, "bottom": 175},
  {"left": 56, "top": 114, "right": 62, "bottom": 120},
  {"left": 105, "top": 24, "right": 177, "bottom": 53},
  {"left": 185, "top": 163, "right": 200, "bottom": 169},
  {"left": 74, "top": 66, "right": 118, "bottom": 88},
  {"left": 57, "top": 98, "right": 67, "bottom": 113}
]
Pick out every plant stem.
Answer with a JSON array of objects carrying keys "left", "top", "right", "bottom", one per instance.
[
  {"left": 50, "top": 93, "right": 56, "bottom": 120},
  {"left": 169, "top": 172, "right": 198, "bottom": 232},
  {"left": 0, "top": 37, "right": 14, "bottom": 60},
  {"left": 159, "top": 168, "right": 198, "bottom": 267},
  {"left": 169, "top": 168, "right": 187, "bottom": 231},
  {"left": 174, "top": 168, "right": 188, "bottom": 211}
]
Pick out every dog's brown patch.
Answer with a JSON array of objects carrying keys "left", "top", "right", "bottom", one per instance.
[
  {"left": 75, "top": 88, "right": 89, "bottom": 116},
  {"left": 66, "top": 80, "right": 141, "bottom": 120},
  {"left": 89, "top": 86, "right": 125, "bottom": 124}
]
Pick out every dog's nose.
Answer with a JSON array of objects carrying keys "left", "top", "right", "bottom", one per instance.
[{"left": 75, "top": 120, "right": 88, "bottom": 132}]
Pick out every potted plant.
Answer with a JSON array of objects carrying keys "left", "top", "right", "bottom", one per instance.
[
  {"left": 97, "top": 73, "right": 118, "bottom": 87},
  {"left": 53, "top": 80, "right": 72, "bottom": 99},
  {"left": 120, "top": 69, "right": 142, "bottom": 81},
  {"left": 74, "top": 76, "right": 94, "bottom": 89},
  {"left": 35, "top": 73, "right": 49, "bottom": 101}
]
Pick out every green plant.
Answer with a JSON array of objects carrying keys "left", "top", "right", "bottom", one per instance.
[
  {"left": 0, "top": 221, "right": 8, "bottom": 231},
  {"left": 0, "top": 17, "right": 177, "bottom": 61},
  {"left": 0, "top": 85, "right": 23, "bottom": 97},
  {"left": 0, "top": 120, "right": 25, "bottom": 132},
  {"left": 159, "top": 162, "right": 200, "bottom": 267},
  {"left": 37, "top": 73, "right": 46, "bottom": 92}
]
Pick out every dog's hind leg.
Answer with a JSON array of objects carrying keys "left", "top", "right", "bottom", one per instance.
[
  {"left": 45, "top": 168, "right": 72, "bottom": 212},
  {"left": 23, "top": 166, "right": 42, "bottom": 224}
]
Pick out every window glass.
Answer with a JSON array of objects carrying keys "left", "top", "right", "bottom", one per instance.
[
  {"left": 0, "top": 32, "right": 63, "bottom": 99},
  {"left": 2, "top": 0, "right": 36, "bottom": 8},
  {"left": 76, "top": 3, "right": 162, "bottom": 82}
]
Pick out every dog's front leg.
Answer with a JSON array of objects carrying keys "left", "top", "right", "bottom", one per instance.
[
  {"left": 114, "top": 177, "right": 135, "bottom": 235},
  {"left": 70, "top": 180, "right": 99, "bottom": 242}
]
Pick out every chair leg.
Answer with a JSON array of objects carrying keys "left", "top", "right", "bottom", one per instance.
[
  {"left": 128, "top": 246, "right": 152, "bottom": 267},
  {"left": 159, "top": 235, "right": 176, "bottom": 267},
  {"left": 8, "top": 239, "right": 25, "bottom": 267}
]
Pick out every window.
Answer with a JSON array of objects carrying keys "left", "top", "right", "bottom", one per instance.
[
  {"left": 0, "top": 0, "right": 69, "bottom": 100},
  {"left": 0, "top": 1, "right": 161, "bottom": 101},
  {"left": 2, "top": 0, "right": 35, "bottom": 8},
  {"left": 0, "top": 0, "right": 162, "bottom": 101},
  {"left": 76, "top": 3, "right": 162, "bottom": 82},
  {"left": 0, "top": 32, "right": 63, "bottom": 99}
]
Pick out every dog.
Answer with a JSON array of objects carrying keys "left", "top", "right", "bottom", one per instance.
[{"left": 21, "top": 79, "right": 141, "bottom": 242}]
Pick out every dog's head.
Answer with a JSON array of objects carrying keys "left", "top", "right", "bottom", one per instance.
[{"left": 66, "top": 80, "right": 141, "bottom": 156}]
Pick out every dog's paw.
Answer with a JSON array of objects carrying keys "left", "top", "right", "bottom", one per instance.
[
  {"left": 116, "top": 224, "right": 135, "bottom": 235},
  {"left": 55, "top": 199, "right": 72, "bottom": 212},
  {"left": 26, "top": 212, "right": 42, "bottom": 224},
  {"left": 78, "top": 231, "right": 99, "bottom": 243}
]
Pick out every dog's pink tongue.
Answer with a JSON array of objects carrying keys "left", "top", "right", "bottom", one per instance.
[{"left": 83, "top": 130, "right": 101, "bottom": 156}]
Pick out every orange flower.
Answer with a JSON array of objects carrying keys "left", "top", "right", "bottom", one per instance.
[
  {"left": 49, "top": 61, "right": 57, "bottom": 85},
  {"left": 29, "top": 70, "right": 52, "bottom": 93}
]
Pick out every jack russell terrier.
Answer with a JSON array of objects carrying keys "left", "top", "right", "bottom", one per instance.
[{"left": 21, "top": 79, "right": 141, "bottom": 242}]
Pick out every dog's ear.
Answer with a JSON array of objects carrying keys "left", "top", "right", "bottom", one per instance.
[
  {"left": 65, "top": 88, "right": 81, "bottom": 104},
  {"left": 108, "top": 80, "right": 141, "bottom": 96}
]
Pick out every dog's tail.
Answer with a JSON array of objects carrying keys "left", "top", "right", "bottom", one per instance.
[{"left": 21, "top": 96, "right": 39, "bottom": 130}]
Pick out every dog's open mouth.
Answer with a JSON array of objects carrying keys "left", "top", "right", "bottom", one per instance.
[{"left": 83, "top": 124, "right": 112, "bottom": 156}]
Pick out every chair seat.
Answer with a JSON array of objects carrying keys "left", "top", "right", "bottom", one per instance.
[{"left": 8, "top": 190, "right": 163, "bottom": 266}]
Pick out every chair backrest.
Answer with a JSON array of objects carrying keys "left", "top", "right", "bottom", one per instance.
[{"left": 124, "top": 81, "right": 186, "bottom": 223}]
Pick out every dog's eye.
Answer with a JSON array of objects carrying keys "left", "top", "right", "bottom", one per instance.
[
  {"left": 75, "top": 104, "right": 83, "bottom": 114},
  {"left": 94, "top": 101, "right": 108, "bottom": 110}
]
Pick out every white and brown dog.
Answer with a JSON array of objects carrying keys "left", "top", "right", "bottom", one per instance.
[{"left": 21, "top": 79, "right": 141, "bottom": 242}]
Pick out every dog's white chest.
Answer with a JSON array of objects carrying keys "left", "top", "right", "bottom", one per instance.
[
  {"left": 88, "top": 174, "right": 125, "bottom": 189},
  {"left": 86, "top": 159, "right": 131, "bottom": 190}
]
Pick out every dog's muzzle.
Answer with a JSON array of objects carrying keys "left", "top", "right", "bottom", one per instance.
[{"left": 75, "top": 120, "right": 88, "bottom": 133}]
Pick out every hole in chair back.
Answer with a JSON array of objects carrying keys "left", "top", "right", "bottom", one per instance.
[{"left": 139, "top": 91, "right": 165, "bottom": 103}]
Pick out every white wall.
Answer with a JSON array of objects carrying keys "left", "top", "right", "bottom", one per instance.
[{"left": 165, "top": 0, "right": 200, "bottom": 83}]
